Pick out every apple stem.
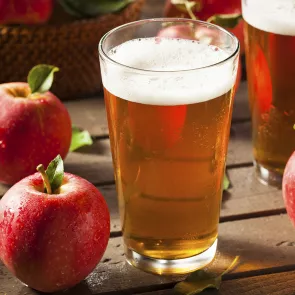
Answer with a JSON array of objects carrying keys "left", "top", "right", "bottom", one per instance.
[
  {"left": 207, "top": 15, "right": 216, "bottom": 23},
  {"left": 36, "top": 164, "right": 52, "bottom": 194}
]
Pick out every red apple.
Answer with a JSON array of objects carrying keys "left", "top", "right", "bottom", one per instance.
[
  {"left": 247, "top": 45, "right": 272, "bottom": 114},
  {"left": 164, "top": 0, "right": 245, "bottom": 54},
  {"left": 283, "top": 152, "right": 295, "bottom": 227},
  {"left": 0, "top": 156, "right": 110, "bottom": 292},
  {"left": 0, "top": 0, "right": 53, "bottom": 25},
  {"left": 0, "top": 65, "right": 72, "bottom": 185}
]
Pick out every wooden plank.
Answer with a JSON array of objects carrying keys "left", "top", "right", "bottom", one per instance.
[
  {"left": 64, "top": 143, "right": 113, "bottom": 185},
  {"left": 65, "top": 97, "right": 109, "bottom": 138},
  {"left": 2, "top": 214, "right": 295, "bottom": 294},
  {"left": 221, "top": 166, "right": 285, "bottom": 221},
  {"left": 65, "top": 82, "right": 250, "bottom": 138},
  {"left": 58, "top": 213, "right": 295, "bottom": 290},
  {"left": 139, "top": 270, "right": 295, "bottom": 295},
  {"left": 0, "top": 261, "right": 177, "bottom": 295},
  {"left": 227, "top": 121, "right": 252, "bottom": 167}
]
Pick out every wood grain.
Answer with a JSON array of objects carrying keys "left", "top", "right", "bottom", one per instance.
[
  {"left": 65, "top": 97, "right": 109, "bottom": 138},
  {"left": 139, "top": 270, "right": 295, "bottom": 295},
  {"left": 227, "top": 121, "right": 252, "bottom": 167},
  {"left": 65, "top": 213, "right": 295, "bottom": 290},
  {"left": 2, "top": 214, "right": 295, "bottom": 294},
  {"left": 221, "top": 166, "right": 285, "bottom": 221},
  {"left": 103, "top": 214, "right": 295, "bottom": 275}
]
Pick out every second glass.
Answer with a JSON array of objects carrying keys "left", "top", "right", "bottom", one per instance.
[
  {"left": 99, "top": 19, "right": 239, "bottom": 275},
  {"left": 243, "top": 0, "right": 295, "bottom": 186}
]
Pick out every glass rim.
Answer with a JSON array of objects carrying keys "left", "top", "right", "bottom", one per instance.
[{"left": 98, "top": 18, "right": 240, "bottom": 74}]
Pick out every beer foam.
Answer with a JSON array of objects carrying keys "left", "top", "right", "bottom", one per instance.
[
  {"left": 242, "top": 0, "right": 295, "bottom": 36},
  {"left": 102, "top": 38, "right": 236, "bottom": 105}
]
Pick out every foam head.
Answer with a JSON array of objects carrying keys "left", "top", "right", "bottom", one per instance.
[
  {"left": 242, "top": 0, "right": 295, "bottom": 36},
  {"left": 102, "top": 38, "right": 236, "bottom": 106}
]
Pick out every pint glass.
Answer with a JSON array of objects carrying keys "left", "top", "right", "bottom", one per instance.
[
  {"left": 99, "top": 19, "right": 239, "bottom": 275},
  {"left": 243, "top": 0, "right": 295, "bottom": 186}
]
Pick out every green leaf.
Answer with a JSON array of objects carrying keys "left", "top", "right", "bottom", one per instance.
[
  {"left": 28, "top": 65, "right": 59, "bottom": 94},
  {"left": 223, "top": 172, "right": 230, "bottom": 191},
  {"left": 207, "top": 13, "right": 243, "bottom": 29},
  {"left": 59, "top": 0, "right": 133, "bottom": 18},
  {"left": 174, "top": 256, "right": 239, "bottom": 295},
  {"left": 70, "top": 126, "right": 93, "bottom": 152},
  {"left": 45, "top": 155, "right": 64, "bottom": 193}
]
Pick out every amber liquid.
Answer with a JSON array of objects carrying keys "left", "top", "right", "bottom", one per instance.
[
  {"left": 245, "top": 22, "right": 295, "bottom": 174},
  {"left": 104, "top": 88, "right": 234, "bottom": 260}
]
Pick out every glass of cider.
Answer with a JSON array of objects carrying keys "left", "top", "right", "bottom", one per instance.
[
  {"left": 99, "top": 18, "right": 239, "bottom": 275},
  {"left": 243, "top": 0, "right": 295, "bottom": 186}
]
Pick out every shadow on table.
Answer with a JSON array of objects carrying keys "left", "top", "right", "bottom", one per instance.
[
  {"left": 18, "top": 282, "right": 93, "bottom": 295},
  {"left": 23, "top": 235, "right": 293, "bottom": 294},
  {"left": 221, "top": 191, "right": 232, "bottom": 210},
  {"left": 215, "top": 236, "right": 295, "bottom": 279},
  {"left": 72, "top": 139, "right": 111, "bottom": 156}
]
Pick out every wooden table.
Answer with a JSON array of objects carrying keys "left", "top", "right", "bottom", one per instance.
[{"left": 1, "top": 1, "right": 295, "bottom": 294}]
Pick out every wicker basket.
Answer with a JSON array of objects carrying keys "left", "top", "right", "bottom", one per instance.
[{"left": 0, "top": 0, "right": 145, "bottom": 99}]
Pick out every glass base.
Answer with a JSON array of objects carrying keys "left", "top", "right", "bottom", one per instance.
[
  {"left": 255, "top": 162, "right": 283, "bottom": 188},
  {"left": 125, "top": 239, "right": 217, "bottom": 275}
]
